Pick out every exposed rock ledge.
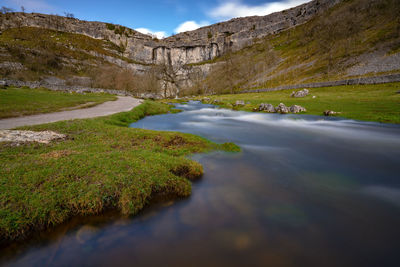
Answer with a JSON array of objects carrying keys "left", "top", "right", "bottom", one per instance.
[{"left": 0, "top": 130, "right": 66, "bottom": 144}]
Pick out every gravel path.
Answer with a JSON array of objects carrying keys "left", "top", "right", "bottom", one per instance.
[{"left": 0, "top": 96, "right": 142, "bottom": 129}]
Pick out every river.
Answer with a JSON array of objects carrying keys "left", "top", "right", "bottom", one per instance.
[{"left": 3, "top": 101, "right": 400, "bottom": 266}]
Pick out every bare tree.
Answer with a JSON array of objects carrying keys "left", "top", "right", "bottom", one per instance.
[
  {"left": 21, "top": 6, "right": 25, "bottom": 13},
  {"left": 1, "top": 6, "right": 14, "bottom": 14},
  {"left": 64, "top": 12, "right": 75, "bottom": 18},
  {"left": 156, "top": 52, "right": 187, "bottom": 98}
]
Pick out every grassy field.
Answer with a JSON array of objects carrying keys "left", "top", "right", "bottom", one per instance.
[
  {"left": 194, "top": 83, "right": 400, "bottom": 124},
  {"left": 0, "top": 87, "right": 117, "bottom": 119},
  {"left": 0, "top": 101, "right": 239, "bottom": 243}
]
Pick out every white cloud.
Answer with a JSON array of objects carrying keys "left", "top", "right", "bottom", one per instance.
[
  {"left": 174, "top": 20, "right": 210, "bottom": 34},
  {"left": 135, "top": 28, "right": 167, "bottom": 39},
  {"left": 4, "top": 0, "right": 57, "bottom": 13},
  {"left": 209, "top": 0, "right": 310, "bottom": 20}
]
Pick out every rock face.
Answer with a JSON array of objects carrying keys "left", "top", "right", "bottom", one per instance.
[
  {"left": 0, "top": 0, "right": 340, "bottom": 65},
  {"left": 291, "top": 89, "right": 309, "bottom": 98},
  {"left": 259, "top": 103, "right": 276, "bottom": 112},
  {"left": 0, "top": 130, "right": 66, "bottom": 144},
  {"left": 289, "top": 105, "right": 307, "bottom": 113},
  {"left": 275, "top": 103, "right": 289, "bottom": 114}
]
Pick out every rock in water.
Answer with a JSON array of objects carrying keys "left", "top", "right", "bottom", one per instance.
[
  {"left": 275, "top": 103, "right": 289, "bottom": 114},
  {"left": 290, "top": 89, "right": 309, "bottom": 98},
  {"left": 323, "top": 110, "right": 340, "bottom": 116},
  {"left": 290, "top": 105, "right": 307, "bottom": 113}
]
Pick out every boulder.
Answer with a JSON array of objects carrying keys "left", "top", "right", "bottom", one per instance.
[
  {"left": 289, "top": 105, "right": 307, "bottom": 113},
  {"left": 140, "top": 93, "right": 162, "bottom": 100},
  {"left": 275, "top": 103, "right": 289, "bottom": 114},
  {"left": 235, "top": 100, "right": 245, "bottom": 106},
  {"left": 290, "top": 89, "right": 309, "bottom": 98},
  {"left": 0, "top": 130, "right": 67, "bottom": 144},
  {"left": 323, "top": 110, "right": 340, "bottom": 116},
  {"left": 259, "top": 103, "right": 276, "bottom": 113}
]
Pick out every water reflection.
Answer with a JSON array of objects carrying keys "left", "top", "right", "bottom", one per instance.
[{"left": 2, "top": 101, "right": 400, "bottom": 267}]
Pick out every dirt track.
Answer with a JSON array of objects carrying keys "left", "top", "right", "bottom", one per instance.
[{"left": 0, "top": 96, "right": 142, "bottom": 129}]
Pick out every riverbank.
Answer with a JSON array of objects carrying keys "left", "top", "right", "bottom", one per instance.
[
  {"left": 191, "top": 83, "right": 400, "bottom": 124},
  {"left": 0, "top": 101, "right": 239, "bottom": 244}
]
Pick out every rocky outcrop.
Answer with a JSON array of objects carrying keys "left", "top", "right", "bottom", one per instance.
[
  {"left": 259, "top": 103, "right": 276, "bottom": 113},
  {"left": 289, "top": 105, "right": 307, "bottom": 113},
  {"left": 163, "top": 0, "right": 340, "bottom": 64},
  {"left": 275, "top": 103, "right": 289, "bottom": 114},
  {"left": 0, "top": 0, "right": 340, "bottom": 65},
  {"left": 0, "top": 130, "right": 66, "bottom": 144}
]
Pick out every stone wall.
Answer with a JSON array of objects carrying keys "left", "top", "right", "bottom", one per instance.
[
  {"left": 241, "top": 74, "right": 400, "bottom": 93},
  {"left": 0, "top": 79, "right": 133, "bottom": 96}
]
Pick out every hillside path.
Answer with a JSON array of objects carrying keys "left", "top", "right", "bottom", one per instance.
[{"left": 0, "top": 96, "right": 142, "bottom": 130}]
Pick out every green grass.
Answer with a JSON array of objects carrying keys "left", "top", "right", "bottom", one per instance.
[
  {"left": 0, "top": 87, "right": 117, "bottom": 119},
  {"left": 0, "top": 101, "right": 239, "bottom": 243},
  {"left": 0, "top": 27, "right": 147, "bottom": 80},
  {"left": 196, "top": 83, "right": 400, "bottom": 124}
]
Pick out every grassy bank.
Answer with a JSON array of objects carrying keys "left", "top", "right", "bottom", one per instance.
[
  {"left": 0, "top": 87, "right": 116, "bottom": 119},
  {"left": 195, "top": 83, "right": 400, "bottom": 124},
  {"left": 0, "top": 101, "right": 239, "bottom": 243}
]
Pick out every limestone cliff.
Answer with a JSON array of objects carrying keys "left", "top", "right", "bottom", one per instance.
[{"left": 0, "top": 0, "right": 340, "bottom": 66}]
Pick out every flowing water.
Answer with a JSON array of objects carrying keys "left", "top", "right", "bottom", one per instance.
[{"left": 2, "top": 101, "right": 400, "bottom": 266}]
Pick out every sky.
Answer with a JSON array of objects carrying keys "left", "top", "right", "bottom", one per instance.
[{"left": 2, "top": 0, "right": 310, "bottom": 38}]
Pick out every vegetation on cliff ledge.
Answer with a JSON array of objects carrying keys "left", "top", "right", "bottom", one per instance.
[{"left": 0, "top": 101, "right": 239, "bottom": 243}]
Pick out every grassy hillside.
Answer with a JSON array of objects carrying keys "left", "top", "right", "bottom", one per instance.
[
  {"left": 0, "top": 87, "right": 116, "bottom": 119},
  {"left": 0, "top": 27, "right": 157, "bottom": 94},
  {"left": 0, "top": 27, "right": 124, "bottom": 80},
  {"left": 200, "top": 0, "right": 400, "bottom": 94},
  {"left": 196, "top": 82, "right": 400, "bottom": 124}
]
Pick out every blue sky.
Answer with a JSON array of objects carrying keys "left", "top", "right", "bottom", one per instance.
[{"left": 3, "top": 0, "right": 310, "bottom": 38}]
